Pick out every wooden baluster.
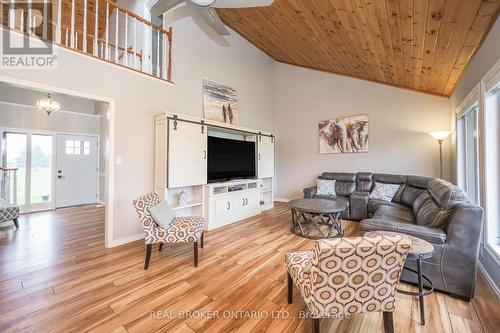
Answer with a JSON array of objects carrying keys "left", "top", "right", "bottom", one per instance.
[
  {"left": 105, "top": 2, "right": 109, "bottom": 60},
  {"left": 70, "top": 0, "right": 75, "bottom": 48},
  {"left": 156, "top": 28, "right": 159, "bottom": 76},
  {"left": 20, "top": 9, "right": 23, "bottom": 32},
  {"left": 94, "top": 0, "right": 99, "bottom": 56},
  {"left": 133, "top": 17, "right": 137, "bottom": 69},
  {"left": 56, "top": 0, "right": 61, "bottom": 43},
  {"left": 124, "top": 13, "right": 128, "bottom": 66},
  {"left": 8, "top": 1, "right": 15, "bottom": 30},
  {"left": 114, "top": 8, "right": 119, "bottom": 63},
  {"left": 83, "top": 0, "right": 87, "bottom": 52},
  {"left": 43, "top": 0, "right": 47, "bottom": 39},
  {"left": 75, "top": 31, "right": 78, "bottom": 49},
  {"left": 27, "top": 0, "right": 31, "bottom": 34},
  {"left": 167, "top": 27, "right": 172, "bottom": 82}
]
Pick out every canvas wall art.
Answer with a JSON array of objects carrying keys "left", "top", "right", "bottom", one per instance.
[
  {"left": 319, "top": 115, "right": 369, "bottom": 153},
  {"left": 203, "top": 79, "right": 239, "bottom": 125}
]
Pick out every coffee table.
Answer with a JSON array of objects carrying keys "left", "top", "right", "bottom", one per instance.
[
  {"left": 365, "top": 230, "right": 435, "bottom": 325},
  {"left": 288, "top": 198, "right": 346, "bottom": 239}
]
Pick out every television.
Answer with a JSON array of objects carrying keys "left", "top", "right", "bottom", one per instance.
[{"left": 207, "top": 136, "right": 256, "bottom": 183}]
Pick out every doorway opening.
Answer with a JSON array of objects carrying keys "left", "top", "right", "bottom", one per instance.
[{"left": 0, "top": 82, "right": 110, "bottom": 215}]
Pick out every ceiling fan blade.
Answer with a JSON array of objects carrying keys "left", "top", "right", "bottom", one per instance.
[
  {"left": 211, "top": 0, "right": 274, "bottom": 8},
  {"left": 151, "top": 0, "right": 185, "bottom": 17},
  {"left": 191, "top": 5, "right": 230, "bottom": 35}
]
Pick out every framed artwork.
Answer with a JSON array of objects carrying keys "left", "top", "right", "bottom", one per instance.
[
  {"left": 319, "top": 115, "right": 369, "bottom": 153},
  {"left": 202, "top": 79, "right": 239, "bottom": 125}
]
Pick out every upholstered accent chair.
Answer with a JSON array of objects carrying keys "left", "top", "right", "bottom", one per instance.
[
  {"left": 285, "top": 235, "right": 411, "bottom": 333},
  {"left": 0, "top": 204, "right": 19, "bottom": 228},
  {"left": 133, "top": 193, "right": 205, "bottom": 269}
]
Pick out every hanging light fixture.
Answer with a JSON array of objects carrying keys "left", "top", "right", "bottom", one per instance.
[{"left": 36, "top": 93, "right": 61, "bottom": 115}]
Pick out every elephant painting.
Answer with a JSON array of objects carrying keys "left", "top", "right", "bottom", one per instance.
[{"left": 319, "top": 115, "right": 369, "bottom": 153}]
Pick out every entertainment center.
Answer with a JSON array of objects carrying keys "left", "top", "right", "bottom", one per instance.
[{"left": 154, "top": 113, "right": 275, "bottom": 230}]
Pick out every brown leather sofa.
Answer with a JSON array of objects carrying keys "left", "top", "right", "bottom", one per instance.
[{"left": 303, "top": 172, "right": 483, "bottom": 301}]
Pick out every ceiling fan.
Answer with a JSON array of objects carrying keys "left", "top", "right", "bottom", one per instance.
[{"left": 151, "top": 0, "right": 275, "bottom": 36}]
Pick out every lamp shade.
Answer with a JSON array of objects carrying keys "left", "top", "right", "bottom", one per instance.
[{"left": 429, "top": 131, "right": 452, "bottom": 141}]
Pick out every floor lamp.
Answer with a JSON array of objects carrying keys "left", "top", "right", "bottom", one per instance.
[{"left": 429, "top": 131, "right": 452, "bottom": 179}]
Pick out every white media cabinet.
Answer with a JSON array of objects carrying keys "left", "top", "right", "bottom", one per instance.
[{"left": 154, "top": 113, "right": 275, "bottom": 231}]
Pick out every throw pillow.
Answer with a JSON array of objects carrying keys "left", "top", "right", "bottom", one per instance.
[
  {"left": 316, "top": 179, "right": 336, "bottom": 196},
  {"left": 149, "top": 200, "right": 175, "bottom": 229},
  {"left": 369, "top": 182, "right": 400, "bottom": 202}
]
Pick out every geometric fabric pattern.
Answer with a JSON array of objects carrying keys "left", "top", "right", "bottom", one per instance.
[
  {"left": 286, "top": 235, "right": 411, "bottom": 318},
  {"left": 316, "top": 179, "right": 336, "bottom": 196},
  {"left": 369, "top": 182, "right": 400, "bottom": 202},
  {"left": 0, "top": 204, "right": 19, "bottom": 223},
  {"left": 133, "top": 193, "right": 204, "bottom": 245}
]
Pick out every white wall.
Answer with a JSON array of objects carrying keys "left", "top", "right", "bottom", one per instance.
[
  {"left": 0, "top": 84, "right": 101, "bottom": 135},
  {"left": 0, "top": 4, "right": 275, "bottom": 242},
  {"left": 274, "top": 63, "right": 451, "bottom": 199}
]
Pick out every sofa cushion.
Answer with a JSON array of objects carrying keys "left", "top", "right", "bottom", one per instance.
[
  {"left": 372, "top": 174, "right": 407, "bottom": 202},
  {"left": 368, "top": 199, "right": 406, "bottom": 214},
  {"left": 400, "top": 185, "right": 426, "bottom": 208},
  {"left": 316, "top": 179, "right": 336, "bottom": 196},
  {"left": 427, "top": 179, "right": 468, "bottom": 209},
  {"left": 413, "top": 192, "right": 450, "bottom": 229},
  {"left": 406, "top": 175, "right": 432, "bottom": 188},
  {"left": 369, "top": 182, "right": 401, "bottom": 202},
  {"left": 359, "top": 218, "right": 447, "bottom": 244},
  {"left": 356, "top": 172, "right": 373, "bottom": 192},
  {"left": 319, "top": 173, "right": 356, "bottom": 196},
  {"left": 373, "top": 205, "right": 415, "bottom": 223}
]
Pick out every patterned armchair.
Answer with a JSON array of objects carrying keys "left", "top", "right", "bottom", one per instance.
[
  {"left": 286, "top": 235, "right": 411, "bottom": 333},
  {"left": 133, "top": 193, "right": 205, "bottom": 269}
]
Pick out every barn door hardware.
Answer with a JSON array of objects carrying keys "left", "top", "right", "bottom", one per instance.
[
  {"left": 259, "top": 132, "right": 262, "bottom": 142},
  {"left": 173, "top": 115, "right": 178, "bottom": 130},
  {"left": 270, "top": 134, "right": 274, "bottom": 143},
  {"left": 201, "top": 120, "right": 205, "bottom": 134}
]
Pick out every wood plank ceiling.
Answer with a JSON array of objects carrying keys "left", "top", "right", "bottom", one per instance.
[{"left": 217, "top": 0, "right": 500, "bottom": 96}]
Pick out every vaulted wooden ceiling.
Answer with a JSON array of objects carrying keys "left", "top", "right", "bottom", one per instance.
[{"left": 217, "top": 0, "right": 500, "bottom": 96}]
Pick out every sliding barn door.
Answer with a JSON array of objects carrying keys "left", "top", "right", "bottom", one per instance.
[
  {"left": 168, "top": 119, "right": 207, "bottom": 188},
  {"left": 258, "top": 135, "right": 275, "bottom": 179}
]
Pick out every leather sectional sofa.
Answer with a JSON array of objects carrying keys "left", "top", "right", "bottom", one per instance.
[{"left": 303, "top": 172, "right": 483, "bottom": 301}]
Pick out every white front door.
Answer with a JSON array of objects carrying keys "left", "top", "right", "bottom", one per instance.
[{"left": 56, "top": 135, "right": 98, "bottom": 208}]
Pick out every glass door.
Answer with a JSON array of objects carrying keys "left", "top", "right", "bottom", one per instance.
[
  {"left": 2, "top": 132, "right": 27, "bottom": 208},
  {"left": 1, "top": 131, "right": 54, "bottom": 212},
  {"left": 30, "top": 134, "right": 54, "bottom": 211}
]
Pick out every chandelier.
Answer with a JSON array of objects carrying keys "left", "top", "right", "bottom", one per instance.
[{"left": 36, "top": 94, "right": 61, "bottom": 115}]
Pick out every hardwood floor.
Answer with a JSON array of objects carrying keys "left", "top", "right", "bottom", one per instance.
[{"left": 0, "top": 203, "right": 499, "bottom": 333}]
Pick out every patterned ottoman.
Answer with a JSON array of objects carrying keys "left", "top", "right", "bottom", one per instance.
[{"left": 0, "top": 204, "right": 19, "bottom": 228}]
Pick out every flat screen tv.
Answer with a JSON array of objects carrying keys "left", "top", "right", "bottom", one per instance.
[{"left": 207, "top": 136, "right": 256, "bottom": 183}]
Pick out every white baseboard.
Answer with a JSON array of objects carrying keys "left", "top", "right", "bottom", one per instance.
[
  {"left": 274, "top": 197, "right": 291, "bottom": 202},
  {"left": 111, "top": 232, "right": 143, "bottom": 247},
  {"left": 478, "top": 261, "right": 500, "bottom": 299}
]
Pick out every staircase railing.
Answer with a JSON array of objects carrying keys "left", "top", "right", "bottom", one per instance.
[{"left": 1, "top": 0, "right": 173, "bottom": 82}]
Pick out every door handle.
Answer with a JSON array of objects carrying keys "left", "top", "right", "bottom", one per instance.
[
  {"left": 258, "top": 153, "right": 261, "bottom": 160},
  {"left": 242, "top": 198, "right": 245, "bottom": 206},
  {"left": 204, "top": 150, "right": 207, "bottom": 159},
  {"left": 245, "top": 198, "right": 248, "bottom": 205},
  {"left": 58, "top": 175, "right": 65, "bottom": 179},
  {"left": 227, "top": 201, "right": 230, "bottom": 210}
]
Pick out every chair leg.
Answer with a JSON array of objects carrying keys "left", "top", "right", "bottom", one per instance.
[
  {"left": 312, "top": 318, "right": 320, "bottom": 333},
  {"left": 13, "top": 218, "right": 19, "bottom": 229},
  {"left": 194, "top": 241, "right": 199, "bottom": 267},
  {"left": 144, "top": 244, "right": 153, "bottom": 270},
  {"left": 287, "top": 273, "right": 293, "bottom": 304},
  {"left": 200, "top": 232, "right": 204, "bottom": 248},
  {"left": 158, "top": 243, "right": 163, "bottom": 252},
  {"left": 383, "top": 311, "right": 394, "bottom": 333}
]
